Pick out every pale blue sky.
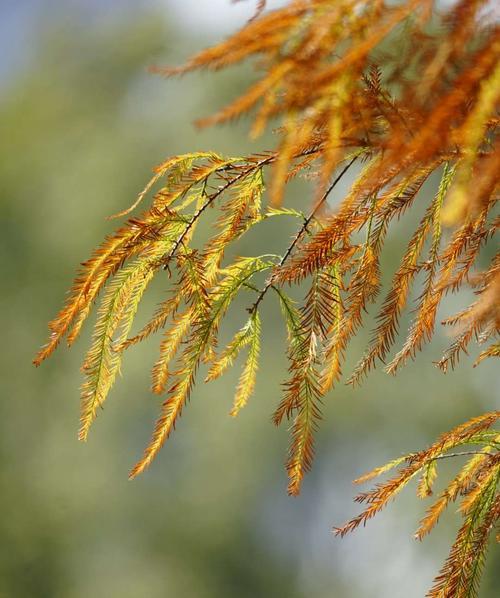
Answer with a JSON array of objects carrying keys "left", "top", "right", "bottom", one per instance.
[
  {"left": 2, "top": 0, "right": 497, "bottom": 84},
  {"left": 0, "top": 0, "right": 289, "bottom": 83}
]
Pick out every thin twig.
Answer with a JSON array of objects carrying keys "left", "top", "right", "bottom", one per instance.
[
  {"left": 161, "top": 147, "right": 326, "bottom": 270},
  {"left": 249, "top": 156, "right": 357, "bottom": 312},
  {"left": 426, "top": 450, "right": 497, "bottom": 462},
  {"left": 162, "top": 155, "right": 275, "bottom": 269}
]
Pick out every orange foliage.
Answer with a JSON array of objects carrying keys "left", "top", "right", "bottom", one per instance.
[{"left": 36, "top": 2, "right": 498, "bottom": 594}]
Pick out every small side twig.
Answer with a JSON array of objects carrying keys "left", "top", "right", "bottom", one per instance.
[
  {"left": 163, "top": 155, "right": 274, "bottom": 269},
  {"left": 249, "top": 156, "right": 357, "bottom": 312},
  {"left": 425, "top": 450, "right": 496, "bottom": 462}
]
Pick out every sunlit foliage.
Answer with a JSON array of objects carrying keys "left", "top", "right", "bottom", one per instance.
[
  {"left": 35, "top": 1, "right": 498, "bottom": 593},
  {"left": 336, "top": 411, "right": 499, "bottom": 597}
]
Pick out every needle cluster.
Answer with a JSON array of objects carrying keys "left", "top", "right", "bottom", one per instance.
[{"left": 35, "top": 2, "right": 498, "bottom": 593}]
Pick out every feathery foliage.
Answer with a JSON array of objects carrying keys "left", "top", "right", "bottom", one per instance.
[
  {"left": 36, "top": 1, "right": 498, "bottom": 593},
  {"left": 335, "top": 412, "right": 499, "bottom": 598}
]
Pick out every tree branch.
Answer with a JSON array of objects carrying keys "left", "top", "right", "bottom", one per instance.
[{"left": 249, "top": 156, "right": 357, "bottom": 312}]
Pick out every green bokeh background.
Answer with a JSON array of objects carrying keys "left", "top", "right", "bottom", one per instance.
[{"left": 0, "top": 2, "right": 498, "bottom": 597}]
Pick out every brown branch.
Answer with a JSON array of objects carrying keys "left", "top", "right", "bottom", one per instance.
[
  {"left": 249, "top": 156, "right": 357, "bottom": 312},
  {"left": 426, "top": 450, "right": 497, "bottom": 462},
  {"left": 161, "top": 147, "right": 326, "bottom": 270},
  {"left": 162, "top": 155, "right": 275, "bottom": 269}
]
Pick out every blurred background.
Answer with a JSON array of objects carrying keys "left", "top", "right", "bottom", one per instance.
[{"left": 0, "top": 1, "right": 498, "bottom": 597}]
